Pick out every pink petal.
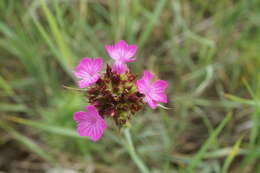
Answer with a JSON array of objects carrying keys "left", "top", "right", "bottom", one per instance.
[
  {"left": 85, "top": 105, "right": 99, "bottom": 117},
  {"left": 116, "top": 40, "right": 137, "bottom": 61},
  {"left": 150, "top": 80, "right": 168, "bottom": 103},
  {"left": 78, "top": 74, "right": 100, "bottom": 88},
  {"left": 153, "top": 80, "right": 168, "bottom": 90},
  {"left": 73, "top": 106, "right": 107, "bottom": 142},
  {"left": 73, "top": 57, "right": 103, "bottom": 88},
  {"left": 105, "top": 40, "right": 137, "bottom": 63},
  {"left": 142, "top": 70, "right": 154, "bottom": 82},
  {"left": 92, "top": 58, "right": 103, "bottom": 74},
  {"left": 150, "top": 92, "right": 168, "bottom": 103},
  {"left": 73, "top": 111, "right": 88, "bottom": 122},
  {"left": 136, "top": 71, "right": 154, "bottom": 94},
  {"left": 112, "top": 61, "right": 128, "bottom": 74},
  {"left": 104, "top": 45, "right": 117, "bottom": 60},
  {"left": 124, "top": 45, "right": 137, "bottom": 62},
  {"left": 136, "top": 70, "right": 168, "bottom": 109},
  {"left": 136, "top": 79, "right": 148, "bottom": 93},
  {"left": 117, "top": 40, "right": 128, "bottom": 48},
  {"left": 145, "top": 96, "right": 158, "bottom": 109},
  {"left": 75, "top": 57, "right": 102, "bottom": 75},
  {"left": 73, "top": 70, "right": 90, "bottom": 79},
  {"left": 75, "top": 58, "right": 92, "bottom": 74}
]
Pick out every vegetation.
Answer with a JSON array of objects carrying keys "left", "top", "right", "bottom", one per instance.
[{"left": 0, "top": 0, "right": 260, "bottom": 172}]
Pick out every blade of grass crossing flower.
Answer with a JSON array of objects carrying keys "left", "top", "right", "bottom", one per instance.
[
  {"left": 186, "top": 113, "right": 232, "bottom": 173},
  {"left": 4, "top": 116, "right": 120, "bottom": 163},
  {"left": 221, "top": 136, "right": 243, "bottom": 173}
]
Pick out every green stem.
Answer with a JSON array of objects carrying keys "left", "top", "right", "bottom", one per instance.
[{"left": 123, "top": 128, "right": 150, "bottom": 173}]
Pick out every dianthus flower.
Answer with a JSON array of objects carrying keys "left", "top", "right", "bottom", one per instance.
[
  {"left": 74, "top": 106, "right": 107, "bottom": 141},
  {"left": 105, "top": 40, "right": 137, "bottom": 74},
  {"left": 72, "top": 40, "right": 168, "bottom": 141},
  {"left": 73, "top": 58, "right": 102, "bottom": 88},
  {"left": 136, "top": 71, "right": 168, "bottom": 109}
]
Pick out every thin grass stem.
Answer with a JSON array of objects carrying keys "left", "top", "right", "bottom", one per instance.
[{"left": 123, "top": 128, "right": 150, "bottom": 173}]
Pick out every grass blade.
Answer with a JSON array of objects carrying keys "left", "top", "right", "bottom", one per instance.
[
  {"left": 123, "top": 128, "right": 150, "bottom": 173},
  {"left": 0, "top": 103, "right": 28, "bottom": 112},
  {"left": 186, "top": 113, "right": 232, "bottom": 173},
  {"left": 221, "top": 136, "right": 243, "bottom": 173},
  {"left": 5, "top": 116, "right": 80, "bottom": 138},
  {"left": 40, "top": 0, "right": 74, "bottom": 77},
  {"left": 0, "top": 122, "right": 55, "bottom": 163},
  {"left": 138, "top": 0, "right": 167, "bottom": 50}
]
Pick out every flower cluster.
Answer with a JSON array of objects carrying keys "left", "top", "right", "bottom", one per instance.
[{"left": 73, "top": 40, "right": 168, "bottom": 141}]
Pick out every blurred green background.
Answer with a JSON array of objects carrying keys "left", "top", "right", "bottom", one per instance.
[{"left": 0, "top": 0, "right": 260, "bottom": 172}]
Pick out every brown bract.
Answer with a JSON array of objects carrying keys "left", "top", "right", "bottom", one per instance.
[{"left": 86, "top": 65, "right": 144, "bottom": 127}]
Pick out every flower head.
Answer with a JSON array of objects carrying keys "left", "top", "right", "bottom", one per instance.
[
  {"left": 105, "top": 40, "right": 137, "bottom": 74},
  {"left": 73, "top": 105, "right": 107, "bottom": 141},
  {"left": 73, "top": 58, "right": 103, "bottom": 88},
  {"left": 71, "top": 41, "right": 170, "bottom": 142},
  {"left": 87, "top": 65, "right": 144, "bottom": 127},
  {"left": 136, "top": 71, "right": 168, "bottom": 109}
]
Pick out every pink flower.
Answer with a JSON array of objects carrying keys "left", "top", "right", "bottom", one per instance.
[
  {"left": 136, "top": 71, "right": 168, "bottom": 109},
  {"left": 73, "top": 105, "right": 107, "bottom": 142},
  {"left": 105, "top": 40, "right": 137, "bottom": 74},
  {"left": 73, "top": 58, "right": 103, "bottom": 88}
]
